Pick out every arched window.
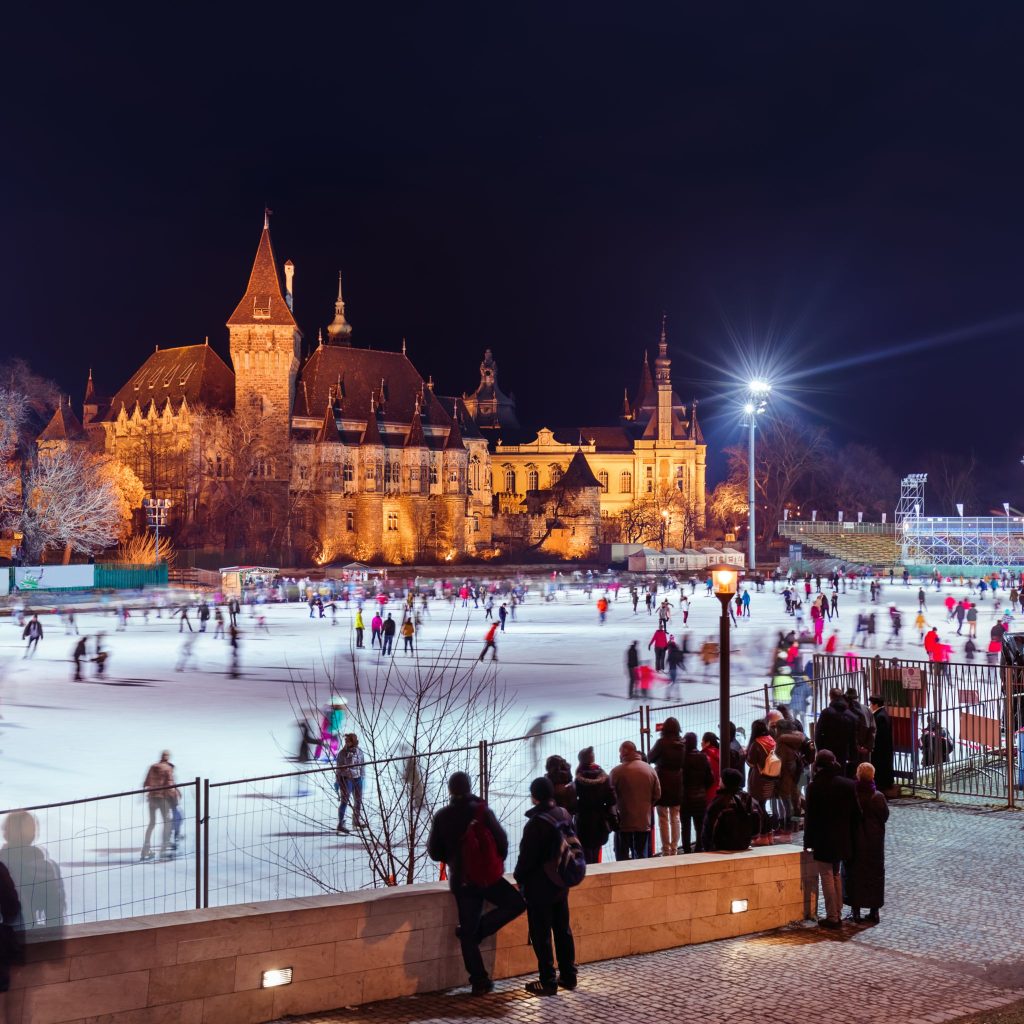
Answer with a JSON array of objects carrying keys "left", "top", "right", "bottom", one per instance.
[
  {"left": 619, "top": 470, "right": 632, "bottom": 493},
  {"left": 343, "top": 460, "right": 354, "bottom": 485},
  {"left": 527, "top": 466, "right": 539, "bottom": 490},
  {"left": 504, "top": 467, "right": 516, "bottom": 493},
  {"left": 549, "top": 463, "right": 562, "bottom": 484},
  {"left": 598, "top": 470, "right": 609, "bottom": 493},
  {"left": 473, "top": 513, "right": 481, "bottom": 533},
  {"left": 470, "top": 455, "right": 481, "bottom": 491},
  {"left": 429, "top": 460, "right": 438, "bottom": 485}
]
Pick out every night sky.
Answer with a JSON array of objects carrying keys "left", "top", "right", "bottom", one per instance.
[{"left": 4, "top": 5, "right": 1023, "bottom": 500}]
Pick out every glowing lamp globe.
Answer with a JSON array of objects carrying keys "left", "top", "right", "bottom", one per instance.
[{"left": 708, "top": 562, "right": 738, "bottom": 597}]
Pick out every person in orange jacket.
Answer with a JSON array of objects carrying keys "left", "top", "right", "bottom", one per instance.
[
  {"left": 479, "top": 622, "right": 499, "bottom": 662},
  {"left": 596, "top": 596, "right": 609, "bottom": 624}
]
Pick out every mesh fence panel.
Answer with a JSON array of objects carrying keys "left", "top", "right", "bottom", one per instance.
[{"left": 0, "top": 782, "right": 198, "bottom": 926}]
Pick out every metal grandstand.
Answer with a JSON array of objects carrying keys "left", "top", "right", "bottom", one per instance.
[{"left": 777, "top": 473, "right": 1024, "bottom": 570}]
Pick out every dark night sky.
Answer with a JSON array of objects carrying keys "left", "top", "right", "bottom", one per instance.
[{"left": 4, "top": 4, "right": 1023, "bottom": 500}]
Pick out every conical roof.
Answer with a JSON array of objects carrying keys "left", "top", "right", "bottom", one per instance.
[
  {"left": 38, "top": 400, "right": 83, "bottom": 442},
  {"left": 227, "top": 222, "right": 297, "bottom": 328},
  {"left": 317, "top": 402, "right": 341, "bottom": 443},
  {"left": 553, "top": 448, "right": 601, "bottom": 490},
  {"left": 443, "top": 407, "right": 464, "bottom": 450},
  {"left": 404, "top": 406, "right": 426, "bottom": 448},
  {"left": 361, "top": 406, "right": 383, "bottom": 446},
  {"left": 633, "top": 351, "right": 655, "bottom": 411}
]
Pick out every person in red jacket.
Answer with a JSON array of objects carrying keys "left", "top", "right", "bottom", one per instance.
[
  {"left": 648, "top": 626, "right": 669, "bottom": 671},
  {"left": 479, "top": 622, "right": 499, "bottom": 662}
]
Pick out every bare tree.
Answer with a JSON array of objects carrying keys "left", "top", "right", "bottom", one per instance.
[
  {"left": 19, "top": 449, "right": 124, "bottom": 562},
  {"left": 284, "top": 617, "right": 518, "bottom": 890}
]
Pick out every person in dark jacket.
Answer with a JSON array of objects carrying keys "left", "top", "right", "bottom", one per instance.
[
  {"left": 427, "top": 772, "right": 525, "bottom": 995},
  {"left": 803, "top": 750, "right": 861, "bottom": 929},
  {"left": 701, "top": 769, "right": 761, "bottom": 852},
  {"left": 544, "top": 756, "right": 578, "bottom": 815},
  {"left": 843, "top": 762, "right": 889, "bottom": 924},
  {"left": 649, "top": 717, "right": 685, "bottom": 855},
  {"left": 814, "top": 690, "right": 857, "bottom": 774},
  {"left": 844, "top": 687, "right": 876, "bottom": 761},
  {"left": 0, "top": 859, "right": 21, "bottom": 992},
  {"left": 869, "top": 696, "right": 895, "bottom": 792},
  {"left": 626, "top": 641, "right": 640, "bottom": 699},
  {"left": 573, "top": 748, "right": 615, "bottom": 864},
  {"left": 513, "top": 778, "right": 577, "bottom": 997},
  {"left": 728, "top": 722, "right": 746, "bottom": 784},
  {"left": 680, "top": 732, "right": 713, "bottom": 853},
  {"left": 920, "top": 717, "right": 953, "bottom": 767}
]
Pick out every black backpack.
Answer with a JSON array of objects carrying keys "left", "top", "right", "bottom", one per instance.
[
  {"left": 712, "top": 795, "right": 757, "bottom": 851},
  {"left": 539, "top": 811, "right": 587, "bottom": 888}
]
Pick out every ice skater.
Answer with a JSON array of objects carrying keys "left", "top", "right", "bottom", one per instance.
[
  {"left": 22, "top": 615, "right": 43, "bottom": 658},
  {"left": 479, "top": 621, "right": 499, "bottom": 662},
  {"left": 176, "top": 635, "right": 198, "bottom": 672},
  {"left": 72, "top": 636, "right": 87, "bottom": 680},
  {"left": 140, "top": 751, "right": 179, "bottom": 861}
]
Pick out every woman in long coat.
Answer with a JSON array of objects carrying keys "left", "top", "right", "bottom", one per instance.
[
  {"left": 844, "top": 762, "right": 889, "bottom": 924},
  {"left": 649, "top": 717, "right": 685, "bottom": 855}
]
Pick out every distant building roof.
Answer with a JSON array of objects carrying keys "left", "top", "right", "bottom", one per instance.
[
  {"left": 553, "top": 449, "right": 601, "bottom": 490},
  {"left": 105, "top": 344, "right": 235, "bottom": 420},
  {"left": 227, "top": 223, "right": 297, "bottom": 329},
  {"left": 38, "top": 401, "right": 83, "bottom": 442}
]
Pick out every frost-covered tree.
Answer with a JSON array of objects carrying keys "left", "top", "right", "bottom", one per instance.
[{"left": 19, "top": 449, "right": 124, "bottom": 563}]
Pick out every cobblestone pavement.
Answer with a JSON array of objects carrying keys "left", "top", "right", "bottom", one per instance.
[{"left": 277, "top": 799, "right": 1024, "bottom": 1024}]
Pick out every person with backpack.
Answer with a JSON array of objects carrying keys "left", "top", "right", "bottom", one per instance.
[
  {"left": 427, "top": 772, "right": 524, "bottom": 996},
  {"left": 746, "top": 720, "right": 780, "bottom": 845},
  {"left": 701, "top": 768, "right": 761, "bottom": 851},
  {"left": 513, "top": 777, "right": 582, "bottom": 997}
]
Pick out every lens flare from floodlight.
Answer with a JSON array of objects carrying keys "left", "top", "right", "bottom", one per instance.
[
  {"left": 743, "top": 402, "right": 755, "bottom": 414},
  {"left": 749, "top": 380, "right": 771, "bottom": 394}
]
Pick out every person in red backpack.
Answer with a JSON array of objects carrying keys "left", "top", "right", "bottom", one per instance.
[{"left": 427, "top": 772, "right": 524, "bottom": 995}]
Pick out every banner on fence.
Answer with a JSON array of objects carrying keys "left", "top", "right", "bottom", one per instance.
[
  {"left": 14, "top": 565, "right": 95, "bottom": 591},
  {"left": 902, "top": 667, "right": 923, "bottom": 690}
]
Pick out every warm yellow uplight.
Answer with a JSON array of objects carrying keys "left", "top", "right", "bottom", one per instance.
[{"left": 709, "top": 562, "right": 738, "bottom": 597}]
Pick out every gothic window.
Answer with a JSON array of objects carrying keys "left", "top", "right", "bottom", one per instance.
[
  {"left": 550, "top": 464, "right": 562, "bottom": 485},
  {"left": 298, "top": 463, "right": 309, "bottom": 482},
  {"left": 346, "top": 510, "right": 355, "bottom": 532},
  {"left": 598, "top": 470, "right": 609, "bottom": 493},
  {"left": 527, "top": 466, "right": 539, "bottom": 490},
  {"left": 387, "top": 512, "right": 399, "bottom": 532},
  {"left": 429, "top": 460, "right": 438, "bottom": 485},
  {"left": 619, "top": 470, "right": 632, "bottom": 493},
  {"left": 473, "top": 513, "right": 480, "bottom": 533},
  {"left": 343, "top": 460, "right": 354, "bottom": 485},
  {"left": 331, "top": 463, "right": 342, "bottom": 487},
  {"left": 645, "top": 465, "right": 654, "bottom": 493},
  {"left": 470, "top": 456, "right": 481, "bottom": 491},
  {"left": 675, "top": 464, "right": 685, "bottom": 492},
  {"left": 504, "top": 467, "right": 516, "bottom": 493}
]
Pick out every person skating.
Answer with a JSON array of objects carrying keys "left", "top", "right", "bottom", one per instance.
[
  {"left": 400, "top": 616, "right": 415, "bottom": 654},
  {"left": 213, "top": 606, "right": 225, "bottom": 639},
  {"left": 72, "top": 635, "right": 87, "bottom": 680},
  {"left": 178, "top": 604, "right": 193, "bottom": 633},
  {"left": 626, "top": 640, "right": 640, "bottom": 698},
  {"left": 648, "top": 625, "right": 669, "bottom": 671},
  {"left": 514, "top": 777, "right": 580, "bottom": 996},
  {"left": 335, "top": 733, "right": 365, "bottom": 833},
  {"left": 141, "top": 751, "right": 180, "bottom": 861},
  {"left": 498, "top": 603, "right": 508, "bottom": 631},
  {"left": 381, "top": 613, "right": 396, "bottom": 656},
  {"left": 370, "top": 611, "right": 383, "bottom": 648},
  {"left": 479, "top": 622, "right": 499, "bottom": 662},
  {"left": 22, "top": 615, "right": 43, "bottom": 658},
  {"left": 427, "top": 772, "right": 525, "bottom": 996}
]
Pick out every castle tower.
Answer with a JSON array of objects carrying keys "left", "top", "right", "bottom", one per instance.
[
  {"left": 654, "top": 314, "right": 672, "bottom": 442},
  {"left": 227, "top": 215, "right": 303, "bottom": 463}
]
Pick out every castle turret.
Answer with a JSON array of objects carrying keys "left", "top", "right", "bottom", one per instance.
[
  {"left": 325, "top": 272, "right": 353, "bottom": 346},
  {"left": 654, "top": 314, "right": 672, "bottom": 442}
]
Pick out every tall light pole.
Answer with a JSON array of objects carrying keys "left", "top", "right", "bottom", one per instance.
[
  {"left": 745, "top": 381, "right": 770, "bottom": 571},
  {"left": 709, "top": 561, "right": 739, "bottom": 773}
]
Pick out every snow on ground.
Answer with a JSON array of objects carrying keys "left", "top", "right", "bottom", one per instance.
[{"left": 0, "top": 574, "right": 1009, "bottom": 922}]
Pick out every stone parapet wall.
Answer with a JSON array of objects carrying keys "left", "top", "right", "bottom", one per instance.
[{"left": 4, "top": 847, "right": 816, "bottom": 1024}]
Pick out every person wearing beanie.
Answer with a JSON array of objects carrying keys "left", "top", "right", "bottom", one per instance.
[
  {"left": 573, "top": 748, "right": 615, "bottom": 864},
  {"left": 514, "top": 777, "right": 578, "bottom": 996},
  {"left": 544, "top": 755, "right": 578, "bottom": 815},
  {"left": 701, "top": 768, "right": 761, "bottom": 852},
  {"left": 803, "top": 749, "right": 861, "bottom": 930},
  {"left": 427, "top": 772, "right": 525, "bottom": 995},
  {"left": 609, "top": 741, "right": 660, "bottom": 860}
]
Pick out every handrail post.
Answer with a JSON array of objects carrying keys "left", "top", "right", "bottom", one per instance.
[
  {"left": 202, "top": 779, "right": 210, "bottom": 908},
  {"left": 194, "top": 777, "right": 201, "bottom": 910},
  {"left": 1005, "top": 665, "right": 1017, "bottom": 810}
]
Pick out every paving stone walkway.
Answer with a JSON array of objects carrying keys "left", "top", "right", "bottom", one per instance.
[{"left": 277, "top": 799, "right": 1024, "bottom": 1024}]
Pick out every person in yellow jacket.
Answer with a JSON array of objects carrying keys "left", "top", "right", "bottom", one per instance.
[
  {"left": 354, "top": 608, "right": 365, "bottom": 649},
  {"left": 400, "top": 616, "right": 415, "bottom": 655}
]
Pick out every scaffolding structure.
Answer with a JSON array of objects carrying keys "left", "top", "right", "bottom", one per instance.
[{"left": 901, "top": 515, "right": 1024, "bottom": 569}]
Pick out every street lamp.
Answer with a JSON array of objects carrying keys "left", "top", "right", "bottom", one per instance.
[
  {"left": 142, "top": 498, "right": 172, "bottom": 564},
  {"left": 745, "top": 381, "right": 770, "bottom": 571},
  {"left": 709, "top": 561, "right": 739, "bottom": 773}
]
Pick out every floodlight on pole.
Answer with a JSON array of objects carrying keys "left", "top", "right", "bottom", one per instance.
[{"left": 744, "top": 380, "right": 770, "bottom": 572}]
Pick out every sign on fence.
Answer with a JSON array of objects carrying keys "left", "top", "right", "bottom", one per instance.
[
  {"left": 902, "top": 667, "right": 923, "bottom": 690},
  {"left": 13, "top": 565, "right": 95, "bottom": 591}
]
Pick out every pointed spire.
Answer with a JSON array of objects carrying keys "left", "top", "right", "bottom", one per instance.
[
  {"left": 84, "top": 368, "right": 96, "bottom": 405},
  {"left": 634, "top": 349, "right": 655, "bottom": 411},
  {"left": 401, "top": 337, "right": 407, "bottom": 355},
  {"left": 318, "top": 328, "right": 323, "bottom": 347},
  {"left": 659, "top": 311, "right": 668, "bottom": 357},
  {"left": 443, "top": 402, "right": 464, "bottom": 450},
  {"left": 317, "top": 401, "right": 341, "bottom": 443},
  {"left": 404, "top": 401, "right": 426, "bottom": 448},
  {"left": 326, "top": 271, "right": 353, "bottom": 345},
  {"left": 621, "top": 387, "right": 632, "bottom": 419},
  {"left": 690, "top": 398, "right": 704, "bottom": 443},
  {"left": 227, "top": 216, "right": 296, "bottom": 327},
  {"left": 361, "top": 402, "right": 383, "bottom": 446}
]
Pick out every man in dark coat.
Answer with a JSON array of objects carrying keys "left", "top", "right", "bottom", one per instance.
[
  {"left": 626, "top": 641, "right": 640, "bottom": 698},
  {"left": 0, "top": 859, "right": 20, "bottom": 992},
  {"left": 427, "top": 772, "right": 525, "bottom": 995},
  {"left": 803, "top": 750, "right": 861, "bottom": 929},
  {"left": 844, "top": 687, "right": 876, "bottom": 760},
  {"left": 513, "top": 777, "right": 577, "bottom": 997},
  {"left": 814, "top": 690, "right": 856, "bottom": 775},
  {"left": 869, "top": 696, "right": 895, "bottom": 792}
]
